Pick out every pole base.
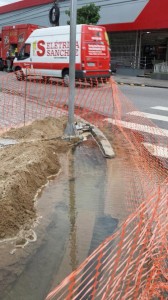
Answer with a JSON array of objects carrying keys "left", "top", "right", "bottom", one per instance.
[{"left": 64, "top": 122, "right": 78, "bottom": 138}]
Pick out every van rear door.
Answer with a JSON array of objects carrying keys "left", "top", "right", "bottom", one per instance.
[{"left": 81, "top": 25, "right": 110, "bottom": 78}]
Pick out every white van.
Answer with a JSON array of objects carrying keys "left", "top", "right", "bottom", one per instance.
[{"left": 13, "top": 24, "right": 111, "bottom": 84}]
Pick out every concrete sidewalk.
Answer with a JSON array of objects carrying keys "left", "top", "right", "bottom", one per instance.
[{"left": 113, "top": 74, "right": 168, "bottom": 89}]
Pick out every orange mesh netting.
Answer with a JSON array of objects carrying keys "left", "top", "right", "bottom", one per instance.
[
  {"left": 0, "top": 73, "right": 167, "bottom": 299},
  {"left": 45, "top": 182, "right": 167, "bottom": 300}
]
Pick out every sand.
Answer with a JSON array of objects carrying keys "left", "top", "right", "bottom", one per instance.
[{"left": 0, "top": 116, "right": 79, "bottom": 239}]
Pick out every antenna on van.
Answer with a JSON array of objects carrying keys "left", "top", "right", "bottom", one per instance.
[{"left": 49, "top": 0, "right": 60, "bottom": 26}]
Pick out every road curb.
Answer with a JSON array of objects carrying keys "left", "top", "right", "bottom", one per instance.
[
  {"left": 91, "top": 126, "right": 115, "bottom": 159},
  {"left": 76, "top": 119, "right": 115, "bottom": 159},
  {"left": 116, "top": 81, "right": 168, "bottom": 89}
]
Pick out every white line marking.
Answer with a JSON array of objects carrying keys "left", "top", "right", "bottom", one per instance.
[
  {"left": 143, "top": 143, "right": 168, "bottom": 159},
  {"left": 128, "top": 111, "right": 168, "bottom": 122},
  {"left": 104, "top": 118, "right": 168, "bottom": 137},
  {"left": 151, "top": 106, "right": 168, "bottom": 112}
]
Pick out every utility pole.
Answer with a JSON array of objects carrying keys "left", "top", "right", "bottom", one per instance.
[{"left": 64, "top": 0, "right": 77, "bottom": 137}]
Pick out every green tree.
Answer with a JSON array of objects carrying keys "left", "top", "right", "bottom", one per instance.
[{"left": 65, "top": 3, "right": 100, "bottom": 25}]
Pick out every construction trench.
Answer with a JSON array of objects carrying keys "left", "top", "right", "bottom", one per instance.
[{"left": 0, "top": 117, "right": 120, "bottom": 298}]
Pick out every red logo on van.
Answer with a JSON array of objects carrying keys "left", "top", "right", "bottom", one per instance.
[{"left": 37, "top": 40, "right": 45, "bottom": 56}]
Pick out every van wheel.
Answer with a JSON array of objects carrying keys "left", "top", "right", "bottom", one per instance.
[
  {"left": 63, "top": 71, "right": 69, "bottom": 87},
  {"left": 15, "top": 69, "right": 25, "bottom": 81},
  {"left": 0, "top": 59, "right": 4, "bottom": 71}
]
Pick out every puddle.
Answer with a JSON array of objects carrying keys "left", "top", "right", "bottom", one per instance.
[{"left": 0, "top": 140, "right": 120, "bottom": 300}]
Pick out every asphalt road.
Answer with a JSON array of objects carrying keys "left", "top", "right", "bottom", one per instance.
[
  {"left": 0, "top": 71, "right": 114, "bottom": 117},
  {"left": 117, "top": 84, "right": 168, "bottom": 165},
  {"left": 119, "top": 84, "right": 168, "bottom": 130},
  {"left": 0, "top": 70, "right": 168, "bottom": 134}
]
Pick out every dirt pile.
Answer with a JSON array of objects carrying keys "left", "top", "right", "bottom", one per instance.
[{"left": 0, "top": 117, "right": 79, "bottom": 239}]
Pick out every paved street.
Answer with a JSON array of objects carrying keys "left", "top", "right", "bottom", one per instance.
[
  {"left": 111, "top": 83, "right": 168, "bottom": 162},
  {"left": 119, "top": 84, "right": 168, "bottom": 127},
  {"left": 0, "top": 71, "right": 114, "bottom": 117},
  {"left": 0, "top": 71, "right": 168, "bottom": 162}
]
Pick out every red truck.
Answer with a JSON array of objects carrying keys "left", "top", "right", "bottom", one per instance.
[{"left": 0, "top": 24, "right": 41, "bottom": 71}]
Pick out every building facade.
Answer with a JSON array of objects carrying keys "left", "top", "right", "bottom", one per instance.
[{"left": 0, "top": 0, "right": 168, "bottom": 74}]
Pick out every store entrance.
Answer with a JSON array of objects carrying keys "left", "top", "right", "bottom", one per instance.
[
  {"left": 142, "top": 44, "right": 167, "bottom": 69},
  {"left": 141, "top": 30, "right": 168, "bottom": 70}
]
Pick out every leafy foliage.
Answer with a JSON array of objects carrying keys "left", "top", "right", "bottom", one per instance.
[{"left": 65, "top": 3, "right": 100, "bottom": 25}]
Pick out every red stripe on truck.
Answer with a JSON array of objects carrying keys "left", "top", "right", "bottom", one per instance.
[{"left": 18, "top": 62, "right": 81, "bottom": 70}]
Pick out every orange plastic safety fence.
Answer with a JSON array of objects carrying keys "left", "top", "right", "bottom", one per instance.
[
  {"left": 0, "top": 72, "right": 167, "bottom": 299},
  {"left": 0, "top": 73, "right": 112, "bottom": 130},
  {"left": 44, "top": 181, "right": 167, "bottom": 300}
]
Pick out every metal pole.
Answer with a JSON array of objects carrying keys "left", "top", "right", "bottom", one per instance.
[
  {"left": 134, "top": 31, "right": 138, "bottom": 69},
  {"left": 166, "top": 38, "right": 168, "bottom": 62},
  {"left": 138, "top": 31, "right": 142, "bottom": 69},
  {"left": 64, "top": 0, "right": 77, "bottom": 137}
]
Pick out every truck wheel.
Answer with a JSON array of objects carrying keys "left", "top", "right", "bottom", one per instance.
[
  {"left": 63, "top": 71, "right": 69, "bottom": 87},
  {"left": 15, "top": 69, "right": 25, "bottom": 81}
]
